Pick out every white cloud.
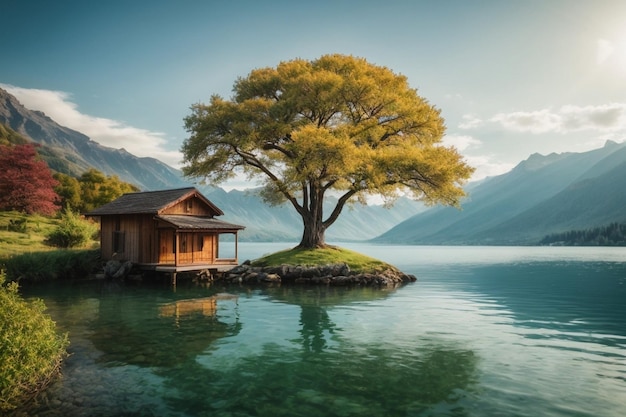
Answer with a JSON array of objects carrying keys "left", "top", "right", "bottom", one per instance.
[
  {"left": 490, "top": 109, "right": 561, "bottom": 134},
  {"left": 442, "top": 134, "right": 482, "bottom": 151},
  {"left": 440, "top": 134, "right": 510, "bottom": 181},
  {"left": 488, "top": 103, "right": 626, "bottom": 134},
  {"left": 465, "top": 155, "right": 515, "bottom": 182},
  {"left": 458, "top": 114, "right": 483, "bottom": 129},
  {"left": 0, "top": 84, "right": 183, "bottom": 167}
]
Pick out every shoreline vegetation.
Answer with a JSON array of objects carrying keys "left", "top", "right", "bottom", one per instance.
[{"left": 0, "top": 272, "right": 69, "bottom": 414}]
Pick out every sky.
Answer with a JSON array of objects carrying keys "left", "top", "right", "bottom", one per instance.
[{"left": 2, "top": 0, "right": 626, "bottom": 189}]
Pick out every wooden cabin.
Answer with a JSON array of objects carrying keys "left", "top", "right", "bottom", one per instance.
[{"left": 86, "top": 187, "right": 245, "bottom": 273}]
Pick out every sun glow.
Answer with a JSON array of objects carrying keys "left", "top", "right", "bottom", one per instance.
[{"left": 597, "top": 35, "right": 626, "bottom": 71}]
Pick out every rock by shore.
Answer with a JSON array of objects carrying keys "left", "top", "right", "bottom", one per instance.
[{"left": 215, "top": 262, "right": 416, "bottom": 286}]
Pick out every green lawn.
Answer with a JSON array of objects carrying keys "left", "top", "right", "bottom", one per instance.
[
  {"left": 251, "top": 245, "right": 395, "bottom": 273},
  {"left": 0, "top": 211, "right": 98, "bottom": 261}
]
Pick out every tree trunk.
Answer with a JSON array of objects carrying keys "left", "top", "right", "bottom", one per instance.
[
  {"left": 298, "top": 215, "right": 326, "bottom": 248},
  {"left": 298, "top": 186, "right": 326, "bottom": 249}
]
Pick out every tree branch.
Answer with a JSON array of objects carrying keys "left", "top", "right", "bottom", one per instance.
[{"left": 322, "top": 188, "right": 358, "bottom": 229}]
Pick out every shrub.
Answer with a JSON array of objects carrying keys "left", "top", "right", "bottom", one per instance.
[
  {"left": 7, "top": 218, "right": 28, "bottom": 233},
  {"left": 46, "top": 207, "right": 98, "bottom": 248},
  {"left": 0, "top": 272, "right": 69, "bottom": 412}
]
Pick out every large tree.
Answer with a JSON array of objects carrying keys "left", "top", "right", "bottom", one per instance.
[
  {"left": 182, "top": 54, "right": 474, "bottom": 248},
  {"left": 0, "top": 143, "right": 59, "bottom": 215}
]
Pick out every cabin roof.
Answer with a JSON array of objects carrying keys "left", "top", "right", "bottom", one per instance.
[
  {"left": 156, "top": 215, "right": 245, "bottom": 231},
  {"left": 85, "top": 187, "right": 224, "bottom": 216}
]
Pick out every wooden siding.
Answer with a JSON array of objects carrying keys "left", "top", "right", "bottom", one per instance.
[
  {"left": 157, "top": 230, "right": 218, "bottom": 265},
  {"left": 100, "top": 214, "right": 157, "bottom": 264},
  {"left": 161, "top": 196, "right": 216, "bottom": 216}
]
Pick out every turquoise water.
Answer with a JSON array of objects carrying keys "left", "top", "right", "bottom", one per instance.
[{"left": 21, "top": 244, "right": 626, "bottom": 416}]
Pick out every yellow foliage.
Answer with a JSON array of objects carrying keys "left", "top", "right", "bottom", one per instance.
[{"left": 182, "top": 54, "right": 475, "bottom": 246}]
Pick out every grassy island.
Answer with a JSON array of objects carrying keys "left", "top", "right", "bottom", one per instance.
[
  {"left": 251, "top": 246, "right": 393, "bottom": 273},
  {"left": 223, "top": 245, "right": 415, "bottom": 286}
]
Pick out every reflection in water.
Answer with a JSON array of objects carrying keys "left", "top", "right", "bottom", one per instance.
[
  {"left": 158, "top": 293, "right": 239, "bottom": 319},
  {"left": 160, "top": 341, "right": 478, "bottom": 417},
  {"left": 264, "top": 286, "right": 398, "bottom": 355},
  {"left": 17, "top": 246, "right": 626, "bottom": 417},
  {"left": 158, "top": 285, "right": 478, "bottom": 417},
  {"left": 88, "top": 289, "right": 241, "bottom": 368}
]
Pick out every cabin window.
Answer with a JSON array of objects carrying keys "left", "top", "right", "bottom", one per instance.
[
  {"left": 112, "top": 231, "right": 125, "bottom": 253},
  {"left": 197, "top": 234, "right": 204, "bottom": 251},
  {"left": 186, "top": 199, "right": 193, "bottom": 213},
  {"left": 179, "top": 234, "right": 192, "bottom": 253}
]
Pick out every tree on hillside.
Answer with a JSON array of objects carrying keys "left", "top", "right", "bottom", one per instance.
[
  {"left": 53, "top": 173, "right": 82, "bottom": 211},
  {"left": 182, "top": 54, "right": 474, "bottom": 248},
  {"left": 54, "top": 169, "right": 139, "bottom": 213},
  {"left": 0, "top": 144, "right": 59, "bottom": 215}
]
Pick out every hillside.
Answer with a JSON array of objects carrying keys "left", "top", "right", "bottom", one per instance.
[
  {"left": 0, "top": 88, "right": 188, "bottom": 190},
  {"left": 375, "top": 140, "right": 626, "bottom": 245}
]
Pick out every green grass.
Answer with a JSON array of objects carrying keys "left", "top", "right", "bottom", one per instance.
[
  {"left": 251, "top": 245, "right": 396, "bottom": 273},
  {"left": 0, "top": 211, "right": 101, "bottom": 282},
  {"left": 0, "top": 211, "right": 98, "bottom": 261},
  {"left": 0, "top": 211, "right": 60, "bottom": 258}
]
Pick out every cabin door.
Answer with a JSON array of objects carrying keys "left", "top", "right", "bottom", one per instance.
[
  {"left": 178, "top": 233, "right": 194, "bottom": 264},
  {"left": 158, "top": 230, "right": 175, "bottom": 264}
]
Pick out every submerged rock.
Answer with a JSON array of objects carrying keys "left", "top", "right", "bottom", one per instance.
[{"left": 103, "top": 260, "right": 133, "bottom": 280}]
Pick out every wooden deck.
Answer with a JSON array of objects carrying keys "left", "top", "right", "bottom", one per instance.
[{"left": 139, "top": 261, "right": 238, "bottom": 273}]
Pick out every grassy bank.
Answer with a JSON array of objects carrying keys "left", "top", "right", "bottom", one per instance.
[
  {"left": 3, "top": 249, "right": 101, "bottom": 283},
  {"left": 0, "top": 211, "right": 101, "bottom": 283},
  {"left": 0, "top": 211, "right": 64, "bottom": 258},
  {"left": 251, "top": 245, "right": 396, "bottom": 273}
]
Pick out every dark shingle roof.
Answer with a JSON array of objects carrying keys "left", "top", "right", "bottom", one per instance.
[
  {"left": 156, "top": 215, "right": 245, "bottom": 231},
  {"left": 85, "top": 187, "right": 223, "bottom": 216}
]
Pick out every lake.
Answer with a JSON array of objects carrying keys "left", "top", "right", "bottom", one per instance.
[{"left": 20, "top": 244, "right": 626, "bottom": 417}]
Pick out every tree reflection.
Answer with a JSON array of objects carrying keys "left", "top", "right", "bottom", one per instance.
[
  {"left": 159, "top": 285, "right": 479, "bottom": 417},
  {"left": 265, "top": 285, "right": 397, "bottom": 355}
]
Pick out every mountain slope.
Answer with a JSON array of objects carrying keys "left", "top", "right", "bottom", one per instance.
[
  {"left": 478, "top": 160, "right": 626, "bottom": 243},
  {"left": 202, "top": 186, "right": 425, "bottom": 242},
  {"left": 0, "top": 88, "right": 188, "bottom": 190},
  {"left": 375, "top": 140, "right": 626, "bottom": 244}
]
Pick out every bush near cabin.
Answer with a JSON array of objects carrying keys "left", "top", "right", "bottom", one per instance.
[{"left": 46, "top": 207, "right": 99, "bottom": 249}]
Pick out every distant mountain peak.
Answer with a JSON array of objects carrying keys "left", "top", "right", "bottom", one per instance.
[{"left": 517, "top": 151, "right": 570, "bottom": 171}]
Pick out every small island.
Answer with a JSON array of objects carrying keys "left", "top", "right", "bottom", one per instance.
[{"left": 217, "top": 246, "right": 416, "bottom": 286}]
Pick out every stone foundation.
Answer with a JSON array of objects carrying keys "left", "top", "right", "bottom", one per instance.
[{"left": 216, "top": 262, "right": 417, "bottom": 286}]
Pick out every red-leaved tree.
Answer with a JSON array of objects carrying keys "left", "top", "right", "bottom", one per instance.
[{"left": 0, "top": 144, "right": 60, "bottom": 215}]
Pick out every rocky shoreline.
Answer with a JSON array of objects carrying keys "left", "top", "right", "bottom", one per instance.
[{"left": 213, "top": 261, "right": 417, "bottom": 286}]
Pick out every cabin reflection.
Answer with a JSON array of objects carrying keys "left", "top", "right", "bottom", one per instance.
[{"left": 159, "top": 293, "right": 239, "bottom": 319}]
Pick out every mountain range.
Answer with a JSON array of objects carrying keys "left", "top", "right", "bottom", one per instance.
[
  {"left": 375, "top": 140, "right": 626, "bottom": 244},
  {"left": 3, "top": 87, "right": 625, "bottom": 245},
  {"left": 0, "top": 88, "right": 188, "bottom": 190},
  {"left": 0, "top": 87, "right": 422, "bottom": 242}
]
